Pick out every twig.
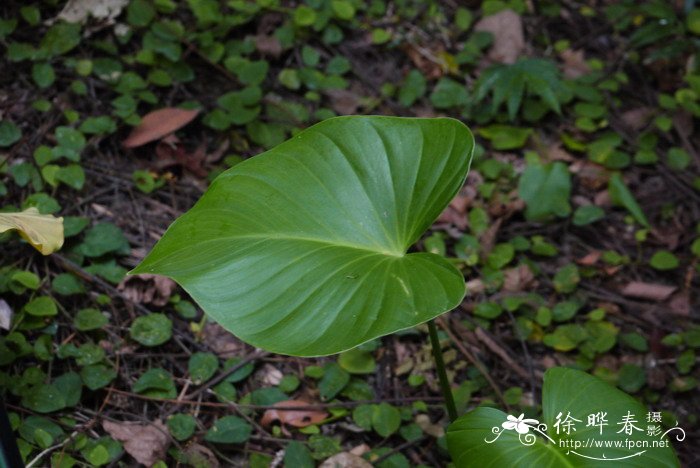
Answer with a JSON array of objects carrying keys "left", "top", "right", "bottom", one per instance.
[{"left": 437, "top": 316, "right": 510, "bottom": 410}]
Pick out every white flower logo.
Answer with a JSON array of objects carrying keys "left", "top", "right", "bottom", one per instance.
[{"left": 502, "top": 414, "right": 540, "bottom": 434}]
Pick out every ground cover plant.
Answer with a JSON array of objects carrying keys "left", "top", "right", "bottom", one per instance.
[{"left": 0, "top": 0, "right": 699, "bottom": 467}]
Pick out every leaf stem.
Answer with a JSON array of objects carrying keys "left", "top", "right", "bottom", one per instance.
[{"left": 427, "top": 319, "right": 458, "bottom": 422}]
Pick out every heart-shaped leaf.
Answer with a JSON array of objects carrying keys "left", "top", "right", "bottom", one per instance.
[
  {"left": 133, "top": 116, "right": 474, "bottom": 356},
  {"left": 447, "top": 367, "right": 681, "bottom": 467}
]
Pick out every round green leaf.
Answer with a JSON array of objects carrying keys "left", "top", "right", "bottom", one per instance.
[
  {"left": 133, "top": 116, "right": 474, "bottom": 356},
  {"left": 372, "top": 402, "right": 401, "bottom": 437},
  {"left": 188, "top": 352, "right": 219, "bottom": 384},
  {"left": 167, "top": 414, "right": 197, "bottom": 441},
  {"left": 24, "top": 296, "right": 57, "bottom": 317},
  {"left": 649, "top": 251, "right": 679, "bottom": 270},
  {"left": 447, "top": 367, "right": 680, "bottom": 467},
  {"left": 129, "top": 313, "right": 172, "bottom": 346},
  {"left": 74, "top": 308, "right": 108, "bottom": 331},
  {"left": 205, "top": 416, "right": 252, "bottom": 444}
]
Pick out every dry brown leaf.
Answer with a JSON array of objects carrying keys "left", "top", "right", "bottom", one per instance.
[
  {"left": 123, "top": 108, "right": 200, "bottom": 148},
  {"left": 0, "top": 299, "right": 12, "bottom": 330},
  {"left": 102, "top": 420, "right": 169, "bottom": 467},
  {"left": 668, "top": 292, "right": 691, "bottom": 316},
  {"left": 415, "top": 414, "right": 445, "bottom": 438},
  {"left": 349, "top": 444, "right": 371, "bottom": 456},
  {"left": 502, "top": 264, "right": 535, "bottom": 292},
  {"left": 202, "top": 321, "right": 245, "bottom": 357},
  {"left": 325, "top": 89, "right": 361, "bottom": 115},
  {"left": 320, "top": 452, "right": 373, "bottom": 468},
  {"left": 254, "top": 34, "right": 282, "bottom": 57},
  {"left": 261, "top": 400, "right": 328, "bottom": 428},
  {"left": 117, "top": 274, "right": 176, "bottom": 307},
  {"left": 402, "top": 43, "right": 446, "bottom": 79},
  {"left": 259, "top": 364, "right": 283, "bottom": 386},
  {"left": 182, "top": 443, "right": 220, "bottom": 468},
  {"left": 560, "top": 49, "right": 591, "bottom": 79},
  {"left": 620, "top": 107, "right": 655, "bottom": 131},
  {"left": 620, "top": 282, "right": 676, "bottom": 301},
  {"left": 576, "top": 250, "right": 602, "bottom": 266},
  {"left": 474, "top": 9, "right": 524, "bottom": 64},
  {"left": 465, "top": 277, "right": 486, "bottom": 295}
]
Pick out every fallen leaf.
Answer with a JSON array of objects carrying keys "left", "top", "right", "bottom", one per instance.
[
  {"left": 668, "top": 292, "right": 691, "bottom": 316},
  {"left": 415, "top": 414, "right": 444, "bottom": 437},
  {"left": 0, "top": 208, "right": 64, "bottom": 255},
  {"left": 325, "top": 89, "right": 361, "bottom": 115},
  {"left": 320, "top": 452, "right": 372, "bottom": 468},
  {"left": 502, "top": 264, "right": 535, "bottom": 292},
  {"left": 55, "top": 0, "right": 128, "bottom": 24},
  {"left": 255, "top": 35, "right": 282, "bottom": 57},
  {"left": 123, "top": 108, "right": 200, "bottom": 148},
  {"left": 474, "top": 9, "right": 524, "bottom": 64},
  {"left": 202, "top": 322, "right": 245, "bottom": 358},
  {"left": 402, "top": 43, "right": 448, "bottom": 79},
  {"left": 259, "top": 364, "right": 283, "bottom": 386},
  {"left": 261, "top": 400, "right": 328, "bottom": 428},
  {"left": 576, "top": 251, "right": 602, "bottom": 266},
  {"left": 102, "top": 420, "right": 169, "bottom": 467},
  {"left": 619, "top": 107, "right": 655, "bottom": 131},
  {"left": 560, "top": 49, "right": 591, "bottom": 79},
  {"left": 621, "top": 282, "right": 676, "bottom": 301},
  {"left": 350, "top": 444, "right": 371, "bottom": 456},
  {"left": 182, "top": 443, "right": 220, "bottom": 468},
  {"left": 465, "top": 277, "right": 486, "bottom": 295},
  {"left": 0, "top": 300, "right": 12, "bottom": 330},
  {"left": 117, "top": 274, "right": 177, "bottom": 307}
]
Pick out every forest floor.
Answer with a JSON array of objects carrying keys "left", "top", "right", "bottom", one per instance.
[{"left": 0, "top": 1, "right": 699, "bottom": 467}]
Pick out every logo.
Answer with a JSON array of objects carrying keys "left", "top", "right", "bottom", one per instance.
[{"left": 485, "top": 411, "right": 686, "bottom": 462}]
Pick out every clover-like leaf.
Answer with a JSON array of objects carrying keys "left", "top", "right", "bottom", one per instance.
[
  {"left": 133, "top": 116, "right": 474, "bottom": 356},
  {"left": 447, "top": 367, "right": 680, "bottom": 467}
]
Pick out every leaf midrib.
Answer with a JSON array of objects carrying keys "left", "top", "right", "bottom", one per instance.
[{"left": 157, "top": 232, "right": 406, "bottom": 260}]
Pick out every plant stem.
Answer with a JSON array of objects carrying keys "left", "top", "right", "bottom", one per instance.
[{"left": 427, "top": 319, "right": 458, "bottom": 422}]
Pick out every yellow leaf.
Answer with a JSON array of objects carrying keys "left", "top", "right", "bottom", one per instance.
[{"left": 0, "top": 208, "right": 64, "bottom": 255}]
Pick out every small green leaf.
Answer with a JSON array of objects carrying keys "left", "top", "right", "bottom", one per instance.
[
  {"left": 205, "top": 416, "right": 252, "bottom": 444},
  {"left": 168, "top": 414, "right": 197, "bottom": 441},
  {"left": 338, "top": 348, "right": 376, "bottom": 374},
  {"left": 608, "top": 173, "right": 649, "bottom": 227},
  {"left": 74, "top": 308, "right": 108, "bottom": 331},
  {"left": 188, "top": 352, "right": 219, "bottom": 384},
  {"left": 79, "top": 223, "right": 130, "bottom": 257},
  {"left": 130, "top": 313, "right": 172, "bottom": 346},
  {"left": 293, "top": 6, "right": 317, "bottom": 26},
  {"left": 80, "top": 364, "right": 117, "bottom": 390},
  {"left": 0, "top": 120, "right": 22, "bottom": 147},
  {"left": 21, "top": 384, "right": 66, "bottom": 413},
  {"left": 573, "top": 205, "right": 604, "bottom": 226},
  {"left": 478, "top": 125, "right": 533, "bottom": 150},
  {"left": 25, "top": 296, "right": 57, "bottom": 317},
  {"left": 284, "top": 441, "right": 315, "bottom": 468},
  {"left": 32, "top": 62, "right": 55, "bottom": 89},
  {"left": 133, "top": 368, "right": 177, "bottom": 398},
  {"left": 319, "top": 363, "right": 350, "bottom": 401},
  {"left": 649, "top": 250, "right": 679, "bottom": 270},
  {"left": 52, "top": 273, "right": 85, "bottom": 295},
  {"left": 518, "top": 161, "right": 571, "bottom": 221},
  {"left": 372, "top": 403, "right": 401, "bottom": 437},
  {"left": 553, "top": 264, "right": 580, "bottom": 294}
]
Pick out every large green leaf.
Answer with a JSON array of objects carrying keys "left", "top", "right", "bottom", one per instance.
[
  {"left": 133, "top": 116, "right": 474, "bottom": 356},
  {"left": 447, "top": 367, "right": 681, "bottom": 467}
]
